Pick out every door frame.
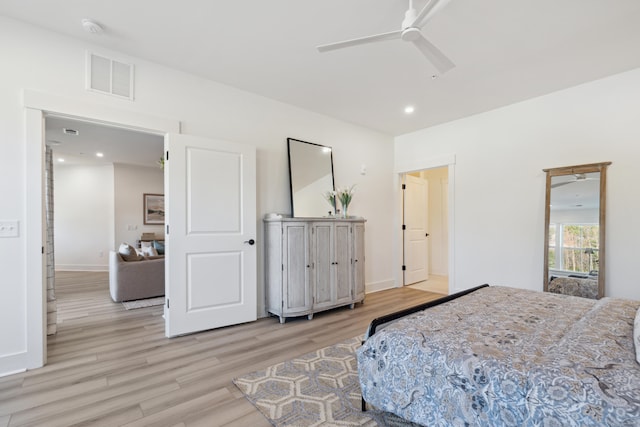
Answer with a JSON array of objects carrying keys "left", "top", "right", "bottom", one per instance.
[
  {"left": 24, "top": 89, "right": 180, "bottom": 369},
  {"left": 394, "top": 154, "right": 455, "bottom": 293}
]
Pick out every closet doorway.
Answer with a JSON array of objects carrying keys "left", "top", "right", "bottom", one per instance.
[{"left": 402, "top": 166, "right": 449, "bottom": 295}]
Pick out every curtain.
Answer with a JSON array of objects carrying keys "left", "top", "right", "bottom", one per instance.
[{"left": 45, "top": 146, "right": 57, "bottom": 335}]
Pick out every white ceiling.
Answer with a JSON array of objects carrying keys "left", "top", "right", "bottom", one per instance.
[
  {"left": 550, "top": 173, "right": 600, "bottom": 211},
  {"left": 46, "top": 116, "right": 163, "bottom": 168},
  {"left": 3, "top": 0, "right": 640, "bottom": 136}
]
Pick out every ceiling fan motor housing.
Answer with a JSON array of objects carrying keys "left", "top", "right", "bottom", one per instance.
[{"left": 401, "top": 27, "right": 421, "bottom": 41}]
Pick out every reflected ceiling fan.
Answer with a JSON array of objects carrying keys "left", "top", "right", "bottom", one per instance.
[
  {"left": 551, "top": 174, "right": 598, "bottom": 188},
  {"left": 317, "top": 0, "right": 455, "bottom": 75}
]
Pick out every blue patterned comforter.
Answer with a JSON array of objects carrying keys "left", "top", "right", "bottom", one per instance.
[{"left": 357, "top": 286, "right": 640, "bottom": 426}]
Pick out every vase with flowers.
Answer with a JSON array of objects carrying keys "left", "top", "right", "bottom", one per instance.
[
  {"left": 323, "top": 190, "right": 337, "bottom": 216},
  {"left": 336, "top": 185, "right": 356, "bottom": 218}
]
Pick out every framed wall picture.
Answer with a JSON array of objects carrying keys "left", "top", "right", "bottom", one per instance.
[{"left": 143, "top": 193, "right": 165, "bottom": 225}]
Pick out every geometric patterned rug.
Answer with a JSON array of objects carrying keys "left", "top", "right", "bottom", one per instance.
[
  {"left": 121, "top": 296, "right": 165, "bottom": 310},
  {"left": 233, "top": 336, "right": 419, "bottom": 427}
]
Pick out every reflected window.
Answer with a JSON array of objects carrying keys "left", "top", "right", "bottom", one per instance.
[{"left": 548, "top": 223, "right": 598, "bottom": 274}]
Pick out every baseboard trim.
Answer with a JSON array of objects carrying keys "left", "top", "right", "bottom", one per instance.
[
  {"left": 55, "top": 264, "right": 108, "bottom": 272},
  {"left": 365, "top": 279, "right": 397, "bottom": 294},
  {"left": 0, "top": 352, "right": 27, "bottom": 378}
]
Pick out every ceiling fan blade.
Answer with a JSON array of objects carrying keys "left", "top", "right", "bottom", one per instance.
[
  {"left": 411, "top": 0, "right": 445, "bottom": 28},
  {"left": 551, "top": 181, "right": 574, "bottom": 188},
  {"left": 317, "top": 30, "right": 402, "bottom": 52},
  {"left": 412, "top": 35, "right": 455, "bottom": 74}
]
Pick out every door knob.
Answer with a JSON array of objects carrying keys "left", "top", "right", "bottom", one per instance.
[{"left": 244, "top": 239, "right": 255, "bottom": 245}]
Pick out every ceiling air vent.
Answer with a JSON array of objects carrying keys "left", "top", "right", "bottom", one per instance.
[{"left": 86, "top": 52, "right": 134, "bottom": 100}]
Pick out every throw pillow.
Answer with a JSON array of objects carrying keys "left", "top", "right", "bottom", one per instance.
[
  {"left": 141, "top": 241, "right": 153, "bottom": 249},
  {"left": 141, "top": 246, "right": 158, "bottom": 257},
  {"left": 118, "top": 243, "right": 142, "bottom": 262},
  {"left": 153, "top": 240, "right": 165, "bottom": 255},
  {"left": 634, "top": 307, "right": 640, "bottom": 364}
]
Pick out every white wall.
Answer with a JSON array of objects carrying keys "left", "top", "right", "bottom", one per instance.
[
  {"left": 0, "top": 17, "right": 394, "bottom": 375},
  {"left": 54, "top": 164, "right": 114, "bottom": 270},
  {"left": 395, "top": 67, "right": 640, "bottom": 300},
  {"left": 114, "top": 163, "right": 165, "bottom": 247}
]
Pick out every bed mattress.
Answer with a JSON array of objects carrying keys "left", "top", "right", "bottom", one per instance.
[{"left": 357, "top": 286, "right": 640, "bottom": 426}]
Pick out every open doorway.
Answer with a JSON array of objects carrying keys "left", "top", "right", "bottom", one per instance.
[
  {"left": 402, "top": 166, "right": 449, "bottom": 294},
  {"left": 44, "top": 115, "right": 164, "bottom": 339}
]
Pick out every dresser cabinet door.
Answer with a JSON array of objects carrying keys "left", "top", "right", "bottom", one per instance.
[
  {"left": 311, "top": 223, "right": 334, "bottom": 309},
  {"left": 334, "top": 222, "right": 353, "bottom": 305},
  {"left": 282, "top": 222, "right": 311, "bottom": 314},
  {"left": 353, "top": 222, "right": 366, "bottom": 300}
]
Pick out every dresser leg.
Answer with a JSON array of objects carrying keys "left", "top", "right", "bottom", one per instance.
[
  {"left": 307, "top": 313, "right": 314, "bottom": 320},
  {"left": 279, "top": 316, "right": 285, "bottom": 324}
]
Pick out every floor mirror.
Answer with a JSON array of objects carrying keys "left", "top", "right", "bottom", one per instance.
[{"left": 543, "top": 162, "right": 611, "bottom": 299}]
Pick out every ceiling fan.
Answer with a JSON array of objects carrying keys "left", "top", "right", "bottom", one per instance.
[
  {"left": 551, "top": 174, "right": 598, "bottom": 188},
  {"left": 316, "top": 0, "right": 455, "bottom": 75}
]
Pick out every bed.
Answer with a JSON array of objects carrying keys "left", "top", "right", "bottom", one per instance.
[{"left": 357, "top": 285, "right": 640, "bottom": 426}]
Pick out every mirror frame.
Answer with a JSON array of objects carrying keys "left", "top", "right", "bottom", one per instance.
[
  {"left": 543, "top": 161, "right": 611, "bottom": 298},
  {"left": 287, "top": 138, "right": 335, "bottom": 218}
]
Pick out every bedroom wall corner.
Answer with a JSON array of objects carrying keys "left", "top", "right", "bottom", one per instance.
[{"left": 394, "top": 67, "right": 640, "bottom": 300}]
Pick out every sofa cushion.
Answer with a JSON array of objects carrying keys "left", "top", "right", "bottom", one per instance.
[
  {"left": 153, "top": 240, "right": 165, "bottom": 255},
  {"left": 140, "top": 246, "right": 158, "bottom": 257},
  {"left": 118, "top": 243, "right": 142, "bottom": 261}
]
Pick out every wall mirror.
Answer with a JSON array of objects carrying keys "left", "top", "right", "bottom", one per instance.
[
  {"left": 543, "top": 162, "right": 611, "bottom": 299},
  {"left": 287, "top": 138, "right": 335, "bottom": 217}
]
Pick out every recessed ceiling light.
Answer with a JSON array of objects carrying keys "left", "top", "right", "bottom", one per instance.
[
  {"left": 96, "top": 152, "right": 104, "bottom": 158},
  {"left": 63, "top": 128, "right": 79, "bottom": 136},
  {"left": 57, "top": 158, "right": 65, "bottom": 163},
  {"left": 404, "top": 106, "right": 415, "bottom": 114}
]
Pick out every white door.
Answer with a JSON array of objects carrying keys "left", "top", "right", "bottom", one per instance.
[
  {"left": 165, "top": 134, "right": 256, "bottom": 337},
  {"left": 403, "top": 175, "right": 429, "bottom": 285}
]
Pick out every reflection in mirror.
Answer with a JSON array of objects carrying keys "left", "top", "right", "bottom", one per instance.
[
  {"left": 287, "top": 138, "right": 335, "bottom": 217},
  {"left": 543, "top": 162, "right": 610, "bottom": 299}
]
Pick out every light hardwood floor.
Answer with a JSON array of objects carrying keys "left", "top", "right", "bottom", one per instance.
[
  {"left": 408, "top": 275, "right": 449, "bottom": 295},
  {"left": 0, "top": 271, "right": 441, "bottom": 426}
]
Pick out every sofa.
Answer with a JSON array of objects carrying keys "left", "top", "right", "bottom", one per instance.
[{"left": 109, "top": 250, "right": 165, "bottom": 302}]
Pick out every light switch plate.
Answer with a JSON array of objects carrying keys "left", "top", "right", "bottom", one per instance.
[{"left": 0, "top": 221, "right": 19, "bottom": 237}]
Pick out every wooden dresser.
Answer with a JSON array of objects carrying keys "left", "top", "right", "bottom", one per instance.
[{"left": 264, "top": 217, "right": 365, "bottom": 323}]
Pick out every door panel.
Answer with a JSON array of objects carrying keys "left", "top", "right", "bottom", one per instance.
[
  {"left": 187, "top": 148, "right": 241, "bottom": 233},
  {"left": 166, "top": 134, "right": 256, "bottom": 337},
  {"left": 187, "top": 253, "right": 241, "bottom": 309}
]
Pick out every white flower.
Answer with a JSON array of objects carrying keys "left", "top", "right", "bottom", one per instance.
[
  {"left": 336, "top": 184, "right": 356, "bottom": 208},
  {"left": 323, "top": 190, "right": 336, "bottom": 209}
]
